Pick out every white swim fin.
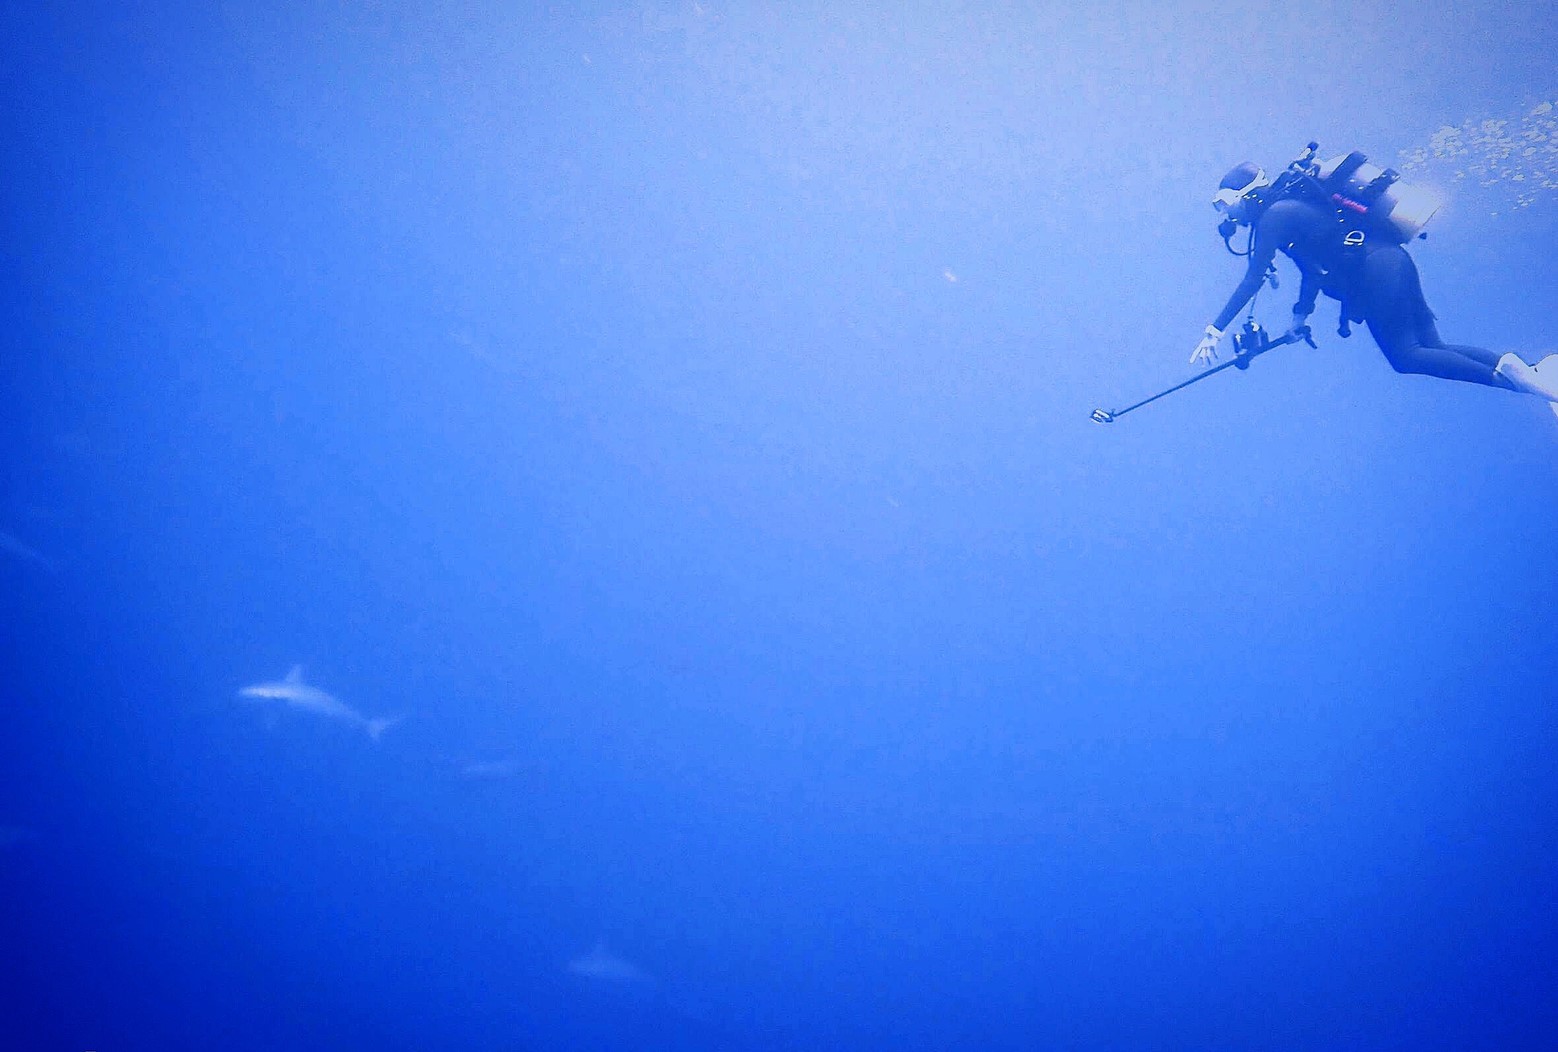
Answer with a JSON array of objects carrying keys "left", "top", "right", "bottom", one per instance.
[{"left": 1496, "top": 354, "right": 1558, "bottom": 402}]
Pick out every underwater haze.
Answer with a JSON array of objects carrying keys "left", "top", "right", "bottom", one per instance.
[{"left": 4, "top": 2, "right": 1557, "bottom": 1049}]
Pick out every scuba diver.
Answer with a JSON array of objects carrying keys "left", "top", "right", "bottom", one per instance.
[{"left": 1191, "top": 145, "right": 1558, "bottom": 404}]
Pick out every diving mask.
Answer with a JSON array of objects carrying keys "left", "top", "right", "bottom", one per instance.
[{"left": 1212, "top": 168, "right": 1269, "bottom": 212}]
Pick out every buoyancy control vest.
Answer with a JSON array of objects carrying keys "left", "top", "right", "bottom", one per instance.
[
  {"left": 1242, "top": 147, "right": 1440, "bottom": 247},
  {"left": 1240, "top": 145, "right": 1442, "bottom": 333}
]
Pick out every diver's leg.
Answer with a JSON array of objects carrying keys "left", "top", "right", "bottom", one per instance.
[
  {"left": 1415, "top": 315, "right": 1512, "bottom": 371},
  {"left": 1364, "top": 248, "right": 1516, "bottom": 388},
  {"left": 1367, "top": 317, "right": 1511, "bottom": 386},
  {"left": 1413, "top": 296, "right": 1558, "bottom": 397}
]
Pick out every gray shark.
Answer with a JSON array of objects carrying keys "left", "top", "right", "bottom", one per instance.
[
  {"left": 567, "top": 942, "right": 652, "bottom": 985},
  {"left": 237, "top": 666, "right": 400, "bottom": 741},
  {"left": 564, "top": 941, "right": 714, "bottom": 1022},
  {"left": 460, "top": 759, "right": 524, "bottom": 780}
]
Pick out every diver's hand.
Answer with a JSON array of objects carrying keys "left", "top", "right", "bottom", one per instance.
[
  {"left": 1285, "top": 312, "right": 1312, "bottom": 342},
  {"left": 1189, "top": 325, "right": 1224, "bottom": 366}
]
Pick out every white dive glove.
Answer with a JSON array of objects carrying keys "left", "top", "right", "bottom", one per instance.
[
  {"left": 1189, "top": 324, "right": 1224, "bottom": 366},
  {"left": 1285, "top": 311, "right": 1312, "bottom": 341}
]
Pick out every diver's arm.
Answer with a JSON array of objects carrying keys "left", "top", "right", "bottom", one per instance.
[
  {"left": 1293, "top": 268, "right": 1321, "bottom": 316},
  {"left": 1288, "top": 268, "right": 1321, "bottom": 336},
  {"left": 1192, "top": 245, "right": 1274, "bottom": 364},
  {"left": 1212, "top": 243, "right": 1276, "bottom": 332},
  {"left": 1191, "top": 207, "right": 1286, "bottom": 365}
]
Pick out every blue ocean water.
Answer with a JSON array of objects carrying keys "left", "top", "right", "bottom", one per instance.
[{"left": 4, "top": 3, "right": 1557, "bottom": 1049}]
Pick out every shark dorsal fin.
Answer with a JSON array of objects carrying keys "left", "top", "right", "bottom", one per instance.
[{"left": 284, "top": 665, "right": 305, "bottom": 685}]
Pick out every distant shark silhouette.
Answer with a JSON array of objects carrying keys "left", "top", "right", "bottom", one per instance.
[
  {"left": 565, "top": 941, "right": 716, "bottom": 1025},
  {"left": 567, "top": 941, "right": 653, "bottom": 985},
  {"left": 459, "top": 759, "right": 524, "bottom": 780},
  {"left": 237, "top": 666, "right": 400, "bottom": 741}
]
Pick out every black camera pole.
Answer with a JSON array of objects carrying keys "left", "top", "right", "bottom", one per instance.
[{"left": 1090, "top": 319, "right": 1315, "bottom": 424}]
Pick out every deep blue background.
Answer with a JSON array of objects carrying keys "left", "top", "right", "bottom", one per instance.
[{"left": 4, "top": 3, "right": 1557, "bottom": 1049}]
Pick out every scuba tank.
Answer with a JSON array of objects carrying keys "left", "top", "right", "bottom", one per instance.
[
  {"left": 1312, "top": 150, "right": 1440, "bottom": 243},
  {"left": 1216, "top": 144, "right": 1442, "bottom": 338},
  {"left": 1218, "top": 143, "right": 1441, "bottom": 255},
  {"left": 1297, "top": 146, "right": 1442, "bottom": 336}
]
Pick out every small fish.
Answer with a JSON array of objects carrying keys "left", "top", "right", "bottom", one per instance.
[{"left": 237, "top": 666, "right": 400, "bottom": 741}]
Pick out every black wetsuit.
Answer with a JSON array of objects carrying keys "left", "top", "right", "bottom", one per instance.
[{"left": 1213, "top": 198, "right": 1508, "bottom": 387}]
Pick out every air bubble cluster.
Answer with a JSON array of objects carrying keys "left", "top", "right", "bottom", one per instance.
[{"left": 1399, "top": 100, "right": 1558, "bottom": 212}]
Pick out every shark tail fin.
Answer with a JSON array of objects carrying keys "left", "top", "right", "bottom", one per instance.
[{"left": 366, "top": 715, "right": 403, "bottom": 742}]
